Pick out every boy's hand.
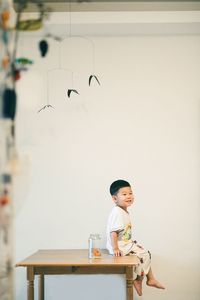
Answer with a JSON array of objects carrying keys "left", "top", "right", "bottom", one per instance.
[{"left": 113, "top": 249, "right": 123, "bottom": 257}]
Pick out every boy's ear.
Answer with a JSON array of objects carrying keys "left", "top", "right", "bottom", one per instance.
[{"left": 112, "top": 195, "right": 117, "bottom": 203}]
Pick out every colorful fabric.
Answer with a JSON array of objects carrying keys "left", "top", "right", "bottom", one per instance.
[{"left": 106, "top": 206, "right": 151, "bottom": 279}]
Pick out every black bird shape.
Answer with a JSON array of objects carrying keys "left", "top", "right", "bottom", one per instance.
[
  {"left": 67, "top": 89, "right": 79, "bottom": 98},
  {"left": 89, "top": 75, "right": 100, "bottom": 86},
  {"left": 39, "top": 40, "right": 49, "bottom": 57},
  {"left": 38, "top": 104, "right": 54, "bottom": 113}
]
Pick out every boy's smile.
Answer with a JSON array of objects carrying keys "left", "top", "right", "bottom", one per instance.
[{"left": 112, "top": 186, "right": 134, "bottom": 211}]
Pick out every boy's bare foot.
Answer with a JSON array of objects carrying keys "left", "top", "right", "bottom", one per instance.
[
  {"left": 133, "top": 279, "right": 143, "bottom": 296},
  {"left": 146, "top": 279, "right": 165, "bottom": 289}
]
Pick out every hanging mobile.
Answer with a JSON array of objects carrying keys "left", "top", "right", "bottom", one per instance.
[
  {"left": 67, "top": 70, "right": 79, "bottom": 98},
  {"left": 58, "top": 40, "right": 79, "bottom": 99},
  {"left": 38, "top": 71, "right": 55, "bottom": 113},
  {"left": 65, "top": 0, "right": 101, "bottom": 88},
  {"left": 86, "top": 36, "right": 100, "bottom": 86},
  {"left": 39, "top": 39, "right": 49, "bottom": 57},
  {"left": 89, "top": 75, "right": 100, "bottom": 86},
  {"left": 67, "top": 89, "right": 79, "bottom": 98}
]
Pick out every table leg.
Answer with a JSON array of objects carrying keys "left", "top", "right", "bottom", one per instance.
[
  {"left": 38, "top": 274, "right": 45, "bottom": 300},
  {"left": 126, "top": 266, "right": 133, "bottom": 300},
  {"left": 27, "top": 267, "right": 34, "bottom": 300}
]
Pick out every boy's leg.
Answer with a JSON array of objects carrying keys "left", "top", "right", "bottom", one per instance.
[
  {"left": 128, "top": 251, "right": 144, "bottom": 296},
  {"left": 146, "top": 268, "right": 165, "bottom": 289},
  {"left": 133, "top": 279, "right": 143, "bottom": 296},
  {"left": 130, "top": 245, "right": 165, "bottom": 291},
  {"left": 133, "top": 274, "right": 144, "bottom": 296},
  {"left": 128, "top": 256, "right": 143, "bottom": 297}
]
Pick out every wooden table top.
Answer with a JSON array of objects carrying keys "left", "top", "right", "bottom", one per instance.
[{"left": 16, "top": 249, "right": 139, "bottom": 267}]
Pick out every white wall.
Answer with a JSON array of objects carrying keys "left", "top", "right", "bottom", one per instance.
[{"left": 14, "top": 34, "right": 200, "bottom": 300}]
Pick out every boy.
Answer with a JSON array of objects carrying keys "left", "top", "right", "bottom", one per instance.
[{"left": 106, "top": 179, "right": 165, "bottom": 296}]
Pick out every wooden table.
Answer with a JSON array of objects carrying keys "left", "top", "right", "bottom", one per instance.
[{"left": 16, "top": 249, "right": 139, "bottom": 300}]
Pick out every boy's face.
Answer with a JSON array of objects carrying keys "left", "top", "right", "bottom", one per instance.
[{"left": 112, "top": 186, "right": 134, "bottom": 211}]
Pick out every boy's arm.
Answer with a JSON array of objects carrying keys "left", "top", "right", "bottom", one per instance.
[{"left": 110, "top": 231, "right": 123, "bottom": 256}]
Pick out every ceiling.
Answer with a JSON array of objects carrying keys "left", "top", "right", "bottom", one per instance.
[
  {"left": 13, "top": 0, "right": 200, "bottom": 12},
  {"left": 13, "top": 1, "right": 200, "bottom": 36}
]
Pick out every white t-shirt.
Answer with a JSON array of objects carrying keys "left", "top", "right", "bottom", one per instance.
[{"left": 106, "top": 206, "right": 134, "bottom": 255}]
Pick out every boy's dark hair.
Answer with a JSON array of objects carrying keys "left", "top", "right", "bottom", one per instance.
[{"left": 110, "top": 179, "right": 131, "bottom": 195}]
